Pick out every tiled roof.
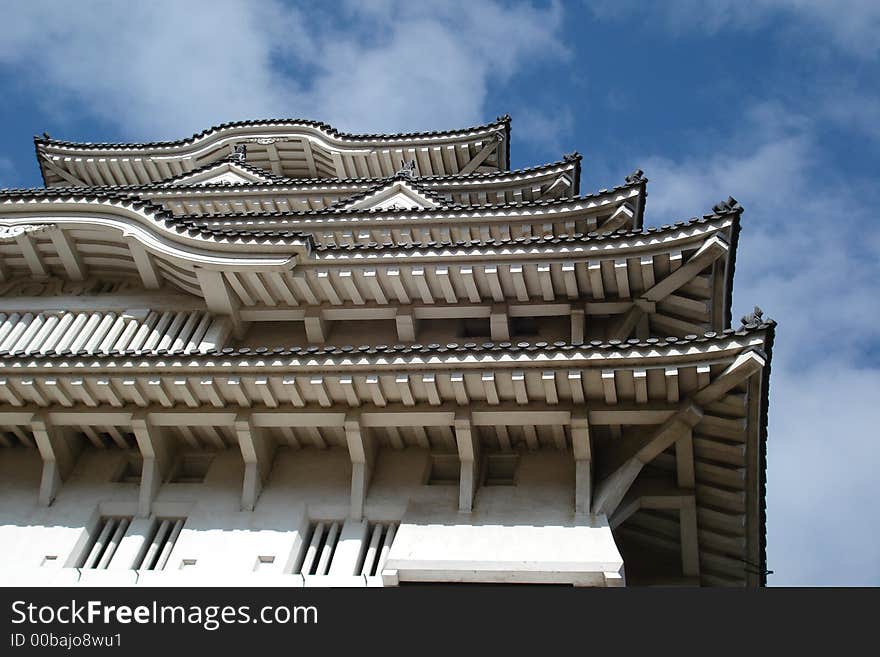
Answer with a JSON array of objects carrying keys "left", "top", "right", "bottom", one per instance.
[
  {"left": 0, "top": 189, "right": 312, "bottom": 246},
  {"left": 0, "top": 187, "right": 730, "bottom": 252},
  {"left": 0, "top": 322, "right": 774, "bottom": 361},
  {"left": 34, "top": 116, "right": 512, "bottom": 151},
  {"left": 308, "top": 209, "right": 739, "bottom": 253},
  {"left": 37, "top": 157, "right": 583, "bottom": 193},
  {"left": 322, "top": 174, "right": 451, "bottom": 211},
  {"left": 158, "top": 155, "right": 291, "bottom": 186}
]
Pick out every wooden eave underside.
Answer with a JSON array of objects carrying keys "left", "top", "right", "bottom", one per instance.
[
  {"left": 0, "top": 206, "right": 736, "bottom": 336},
  {"left": 186, "top": 186, "right": 643, "bottom": 246},
  {"left": 0, "top": 327, "right": 773, "bottom": 586},
  {"left": 36, "top": 119, "right": 510, "bottom": 187},
  {"left": 24, "top": 157, "right": 595, "bottom": 218}
]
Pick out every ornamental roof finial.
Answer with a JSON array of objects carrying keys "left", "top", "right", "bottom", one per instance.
[
  {"left": 740, "top": 306, "right": 764, "bottom": 328},
  {"left": 396, "top": 159, "right": 417, "bottom": 179},
  {"left": 231, "top": 143, "right": 247, "bottom": 162},
  {"left": 625, "top": 168, "right": 645, "bottom": 184},
  {"left": 712, "top": 196, "right": 742, "bottom": 213}
]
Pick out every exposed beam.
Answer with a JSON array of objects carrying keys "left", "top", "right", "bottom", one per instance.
[
  {"left": 592, "top": 403, "right": 703, "bottom": 517},
  {"left": 194, "top": 267, "right": 245, "bottom": 338},
  {"left": 16, "top": 233, "right": 48, "bottom": 278},
  {"left": 304, "top": 307, "right": 328, "bottom": 343},
  {"left": 235, "top": 412, "right": 277, "bottom": 512},
  {"left": 693, "top": 349, "right": 765, "bottom": 406},
  {"left": 31, "top": 412, "right": 84, "bottom": 506},
  {"left": 489, "top": 303, "right": 509, "bottom": 341},
  {"left": 455, "top": 410, "right": 479, "bottom": 512},
  {"left": 131, "top": 411, "right": 173, "bottom": 517},
  {"left": 395, "top": 307, "right": 418, "bottom": 342},
  {"left": 609, "top": 305, "right": 643, "bottom": 341},
  {"left": 571, "top": 412, "right": 591, "bottom": 515},
  {"left": 345, "top": 413, "right": 375, "bottom": 520},
  {"left": 39, "top": 154, "right": 89, "bottom": 186},
  {"left": 642, "top": 236, "right": 728, "bottom": 302},
  {"left": 48, "top": 229, "right": 86, "bottom": 281},
  {"left": 602, "top": 203, "right": 634, "bottom": 233},
  {"left": 458, "top": 138, "right": 500, "bottom": 175}
]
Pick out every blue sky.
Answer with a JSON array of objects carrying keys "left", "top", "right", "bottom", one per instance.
[{"left": 1, "top": 1, "right": 878, "bottom": 585}]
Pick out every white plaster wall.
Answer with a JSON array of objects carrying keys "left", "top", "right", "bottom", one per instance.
[{"left": 0, "top": 446, "right": 623, "bottom": 587}]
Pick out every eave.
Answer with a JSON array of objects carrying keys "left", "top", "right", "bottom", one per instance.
[
  {"left": 0, "top": 324, "right": 774, "bottom": 587},
  {"left": 35, "top": 116, "right": 512, "bottom": 186}
]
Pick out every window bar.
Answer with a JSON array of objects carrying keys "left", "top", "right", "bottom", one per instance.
[
  {"left": 315, "top": 522, "right": 339, "bottom": 575},
  {"left": 359, "top": 524, "right": 384, "bottom": 576},
  {"left": 140, "top": 519, "right": 171, "bottom": 570},
  {"left": 96, "top": 517, "right": 130, "bottom": 570},
  {"left": 154, "top": 518, "right": 185, "bottom": 571},
  {"left": 83, "top": 518, "right": 117, "bottom": 569},
  {"left": 300, "top": 522, "right": 325, "bottom": 576},
  {"left": 376, "top": 524, "right": 397, "bottom": 575}
]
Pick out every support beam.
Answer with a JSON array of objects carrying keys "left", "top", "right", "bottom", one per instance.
[
  {"left": 31, "top": 413, "right": 84, "bottom": 506},
  {"left": 304, "top": 308, "right": 328, "bottom": 343},
  {"left": 130, "top": 412, "right": 174, "bottom": 517},
  {"left": 48, "top": 229, "right": 86, "bottom": 281},
  {"left": 235, "top": 413, "right": 277, "bottom": 512},
  {"left": 458, "top": 138, "right": 500, "bottom": 175},
  {"left": 693, "top": 349, "right": 765, "bottom": 406},
  {"left": 16, "top": 234, "right": 48, "bottom": 278},
  {"left": 680, "top": 496, "right": 701, "bottom": 577},
  {"left": 39, "top": 154, "right": 89, "bottom": 186},
  {"left": 489, "top": 304, "right": 509, "bottom": 341},
  {"left": 642, "top": 236, "right": 728, "bottom": 302},
  {"left": 609, "top": 305, "right": 643, "bottom": 341},
  {"left": 571, "top": 413, "right": 592, "bottom": 515},
  {"left": 570, "top": 307, "right": 585, "bottom": 344},
  {"left": 345, "top": 414, "right": 375, "bottom": 521},
  {"left": 395, "top": 307, "right": 418, "bottom": 342},
  {"left": 602, "top": 203, "right": 634, "bottom": 233},
  {"left": 592, "top": 403, "right": 703, "bottom": 517},
  {"left": 126, "top": 238, "right": 162, "bottom": 289},
  {"left": 194, "top": 267, "right": 245, "bottom": 338},
  {"left": 454, "top": 410, "right": 479, "bottom": 512}
]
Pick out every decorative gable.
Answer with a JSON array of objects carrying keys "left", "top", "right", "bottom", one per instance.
[
  {"left": 342, "top": 179, "right": 444, "bottom": 211},
  {"left": 163, "top": 161, "right": 276, "bottom": 187}
]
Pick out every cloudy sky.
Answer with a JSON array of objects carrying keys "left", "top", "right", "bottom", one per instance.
[{"left": 1, "top": 1, "right": 877, "bottom": 585}]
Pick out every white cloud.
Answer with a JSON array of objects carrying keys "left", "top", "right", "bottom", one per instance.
[
  {"left": 588, "top": 0, "right": 880, "bottom": 59},
  {"left": 638, "top": 102, "right": 880, "bottom": 585},
  {"left": 0, "top": 0, "right": 566, "bottom": 140}
]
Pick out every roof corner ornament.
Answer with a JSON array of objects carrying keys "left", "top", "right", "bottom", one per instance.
[
  {"left": 625, "top": 168, "right": 645, "bottom": 184},
  {"left": 496, "top": 113, "right": 511, "bottom": 123},
  {"left": 42, "top": 132, "right": 51, "bottom": 140},
  {"left": 563, "top": 151, "right": 580, "bottom": 163},
  {"left": 713, "top": 196, "right": 742, "bottom": 213},
  {"left": 494, "top": 130, "right": 506, "bottom": 143},
  {"left": 396, "top": 159, "right": 417, "bottom": 179},
  {"left": 739, "top": 306, "right": 764, "bottom": 328},
  {"left": 231, "top": 143, "right": 247, "bottom": 162}
]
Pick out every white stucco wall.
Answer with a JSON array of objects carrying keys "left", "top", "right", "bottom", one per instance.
[{"left": 0, "top": 446, "right": 623, "bottom": 587}]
